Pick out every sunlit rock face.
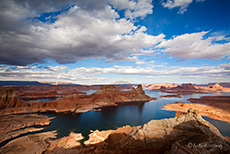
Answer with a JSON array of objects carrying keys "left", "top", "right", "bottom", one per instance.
[
  {"left": 163, "top": 99, "right": 230, "bottom": 123},
  {"left": 163, "top": 96, "right": 230, "bottom": 123},
  {"left": 142, "top": 83, "right": 178, "bottom": 90},
  {"left": 78, "top": 108, "right": 230, "bottom": 154},
  {"left": 172, "top": 83, "right": 197, "bottom": 90},
  {"left": 159, "top": 83, "right": 230, "bottom": 94},
  {"left": 40, "top": 108, "right": 230, "bottom": 154},
  {"left": 0, "top": 114, "right": 54, "bottom": 145},
  {"left": 1, "top": 108, "right": 230, "bottom": 154}
]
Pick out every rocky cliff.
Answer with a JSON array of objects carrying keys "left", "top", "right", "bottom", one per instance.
[
  {"left": 0, "top": 114, "right": 54, "bottom": 145},
  {"left": 163, "top": 101, "right": 230, "bottom": 123},
  {"left": 1, "top": 108, "right": 229, "bottom": 154},
  {"left": 196, "top": 83, "right": 230, "bottom": 92},
  {"left": 143, "top": 83, "right": 178, "bottom": 90},
  {"left": 160, "top": 83, "right": 202, "bottom": 93},
  {"left": 79, "top": 108, "right": 230, "bottom": 154},
  {"left": 0, "top": 87, "right": 22, "bottom": 109},
  {"left": 0, "top": 85, "right": 155, "bottom": 115},
  {"left": 208, "top": 82, "right": 230, "bottom": 88}
]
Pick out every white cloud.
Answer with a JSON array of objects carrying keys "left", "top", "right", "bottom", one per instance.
[
  {"left": 127, "top": 56, "right": 148, "bottom": 65},
  {"left": 0, "top": 65, "right": 107, "bottom": 84},
  {"left": 109, "top": 0, "right": 136, "bottom": 10},
  {"left": 109, "top": 0, "right": 153, "bottom": 19},
  {"left": 150, "top": 60, "right": 155, "bottom": 63},
  {"left": 1, "top": 63, "right": 230, "bottom": 84},
  {"left": 46, "top": 66, "right": 68, "bottom": 71},
  {"left": 156, "top": 31, "right": 230, "bottom": 60},
  {"left": 161, "top": 0, "right": 205, "bottom": 14},
  {"left": 0, "top": 0, "right": 162, "bottom": 65}
]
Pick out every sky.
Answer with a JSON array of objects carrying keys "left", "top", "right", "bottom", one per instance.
[{"left": 0, "top": 0, "right": 230, "bottom": 85}]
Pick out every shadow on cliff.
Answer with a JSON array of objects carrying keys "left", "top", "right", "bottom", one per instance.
[{"left": 45, "top": 118, "right": 230, "bottom": 154}]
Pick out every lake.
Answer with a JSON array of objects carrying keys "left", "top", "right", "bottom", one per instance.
[
  {"left": 22, "top": 97, "right": 61, "bottom": 102},
  {"left": 41, "top": 90, "right": 230, "bottom": 142}
]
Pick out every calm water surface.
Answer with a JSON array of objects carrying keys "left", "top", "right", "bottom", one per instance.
[
  {"left": 42, "top": 90, "right": 230, "bottom": 141},
  {"left": 22, "top": 97, "right": 61, "bottom": 102},
  {"left": 38, "top": 97, "right": 60, "bottom": 102}
]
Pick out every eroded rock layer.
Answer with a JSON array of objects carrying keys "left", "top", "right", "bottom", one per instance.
[
  {"left": 77, "top": 109, "right": 230, "bottom": 154},
  {"left": 0, "top": 114, "right": 54, "bottom": 145},
  {"left": 0, "top": 87, "right": 22, "bottom": 109},
  {"left": 163, "top": 102, "right": 230, "bottom": 123},
  {"left": 2, "top": 109, "right": 228, "bottom": 154},
  {"left": 0, "top": 85, "right": 154, "bottom": 115},
  {"left": 159, "top": 83, "right": 230, "bottom": 94}
]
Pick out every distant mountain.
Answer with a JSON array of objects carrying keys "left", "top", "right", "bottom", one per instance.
[
  {"left": 207, "top": 82, "right": 230, "bottom": 88},
  {"left": 0, "top": 81, "right": 50, "bottom": 86}
]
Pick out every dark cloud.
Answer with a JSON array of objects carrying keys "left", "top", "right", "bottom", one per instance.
[{"left": 0, "top": 0, "right": 159, "bottom": 66}]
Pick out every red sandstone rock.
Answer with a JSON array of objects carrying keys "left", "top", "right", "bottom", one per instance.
[
  {"left": 171, "top": 83, "right": 197, "bottom": 90},
  {"left": 196, "top": 83, "right": 230, "bottom": 92},
  {"left": 0, "top": 114, "right": 54, "bottom": 144},
  {"left": 0, "top": 131, "right": 57, "bottom": 154},
  {"left": 163, "top": 100, "right": 230, "bottom": 123},
  {"left": 159, "top": 83, "right": 230, "bottom": 94},
  {"left": 207, "top": 82, "right": 230, "bottom": 87},
  {"left": 175, "top": 111, "right": 184, "bottom": 117},
  {"left": 143, "top": 83, "right": 178, "bottom": 90},
  {"left": 2, "top": 109, "right": 230, "bottom": 154},
  {"left": 0, "top": 87, "right": 23, "bottom": 109},
  {"left": 48, "top": 132, "right": 84, "bottom": 150},
  {"left": 0, "top": 85, "right": 155, "bottom": 115},
  {"left": 225, "top": 136, "right": 230, "bottom": 142},
  {"left": 47, "top": 109, "right": 230, "bottom": 154},
  {"left": 159, "top": 83, "right": 209, "bottom": 95},
  {"left": 187, "top": 96, "right": 230, "bottom": 111}
]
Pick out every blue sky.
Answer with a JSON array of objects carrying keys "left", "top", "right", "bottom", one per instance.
[{"left": 0, "top": 0, "right": 230, "bottom": 85}]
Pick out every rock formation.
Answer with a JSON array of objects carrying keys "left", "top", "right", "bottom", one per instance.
[
  {"left": 163, "top": 100, "right": 230, "bottom": 123},
  {"left": 208, "top": 82, "right": 230, "bottom": 88},
  {"left": 0, "top": 131, "right": 57, "bottom": 154},
  {"left": 0, "top": 114, "right": 54, "bottom": 145},
  {"left": 78, "top": 108, "right": 230, "bottom": 153},
  {"left": 47, "top": 132, "right": 84, "bottom": 153},
  {"left": 2, "top": 108, "right": 229, "bottom": 154},
  {"left": 196, "top": 83, "right": 230, "bottom": 92},
  {"left": 0, "top": 85, "right": 155, "bottom": 115},
  {"left": 175, "top": 111, "right": 184, "bottom": 117},
  {"left": 159, "top": 83, "right": 230, "bottom": 94},
  {"left": 0, "top": 87, "right": 22, "bottom": 109},
  {"left": 169, "top": 83, "right": 198, "bottom": 91},
  {"left": 188, "top": 96, "right": 230, "bottom": 110},
  {"left": 159, "top": 83, "right": 207, "bottom": 94},
  {"left": 143, "top": 83, "right": 178, "bottom": 90}
]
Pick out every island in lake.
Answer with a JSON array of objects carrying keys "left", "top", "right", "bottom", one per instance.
[{"left": 0, "top": 82, "right": 230, "bottom": 153}]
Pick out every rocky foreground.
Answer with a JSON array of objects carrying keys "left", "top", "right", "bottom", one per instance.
[
  {"left": 0, "top": 85, "right": 155, "bottom": 115},
  {"left": 163, "top": 96, "right": 230, "bottom": 123},
  {"left": 1, "top": 108, "right": 229, "bottom": 154},
  {"left": 0, "top": 114, "right": 54, "bottom": 145}
]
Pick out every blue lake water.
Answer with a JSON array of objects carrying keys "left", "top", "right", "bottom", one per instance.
[
  {"left": 79, "top": 90, "right": 97, "bottom": 95},
  {"left": 22, "top": 97, "right": 61, "bottom": 102},
  {"left": 42, "top": 90, "right": 230, "bottom": 141},
  {"left": 37, "top": 97, "right": 61, "bottom": 102}
]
